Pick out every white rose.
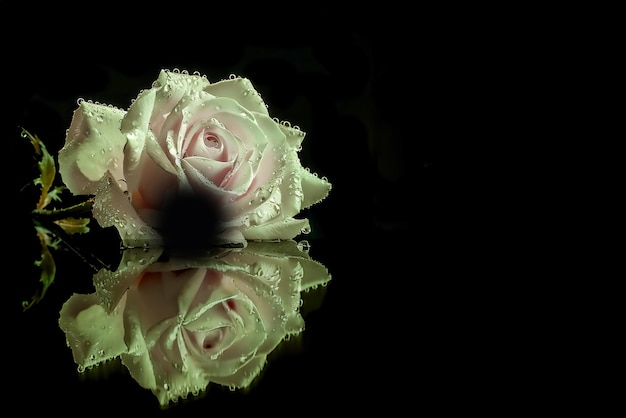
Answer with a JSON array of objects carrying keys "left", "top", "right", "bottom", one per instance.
[{"left": 59, "top": 69, "right": 331, "bottom": 249}]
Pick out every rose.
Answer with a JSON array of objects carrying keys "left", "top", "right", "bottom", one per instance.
[
  {"left": 58, "top": 69, "right": 331, "bottom": 248},
  {"left": 58, "top": 241, "right": 331, "bottom": 406}
]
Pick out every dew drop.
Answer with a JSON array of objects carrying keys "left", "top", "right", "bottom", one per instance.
[{"left": 297, "top": 240, "right": 311, "bottom": 253}]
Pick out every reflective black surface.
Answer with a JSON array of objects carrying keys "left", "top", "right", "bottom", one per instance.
[{"left": 2, "top": 20, "right": 473, "bottom": 415}]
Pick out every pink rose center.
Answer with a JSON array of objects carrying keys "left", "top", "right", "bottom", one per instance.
[
  {"left": 201, "top": 299, "right": 236, "bottom": 350},
  {"left": 204, "top": 133, "right": 220, "bottom": 148},
  {"left": 203, "top": 328, "right": 223, "bottom": 350}
]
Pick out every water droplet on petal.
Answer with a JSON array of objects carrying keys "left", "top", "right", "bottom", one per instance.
[{"left": 297, "top": 240, "right": 310, "bottom": 253}]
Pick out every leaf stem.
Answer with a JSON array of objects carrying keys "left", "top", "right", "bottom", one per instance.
[
  {"left": 32, "top": 213, "right": 111, "bottom": 272},
  {"left": 32, "top": 197, "right": 94, "bottom": 221}
]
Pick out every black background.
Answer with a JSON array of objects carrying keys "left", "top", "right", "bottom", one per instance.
[{"left": 0, "top": 3, "right": 531, "bottom": 414}]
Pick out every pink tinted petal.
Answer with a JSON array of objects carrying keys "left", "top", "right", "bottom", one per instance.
[
  {"left": 185, "top": 128, "right": 225, "bottom": 160},
  {"left": 134, "top": 155, "right": 179, "bottom": 215},
  {"left": 183, "top": 158, "right": 239, "bottom": 204},
  {"left": 210, "top": 111, "right": 267, "bottom": 150},
  {"left": 92, "top": 172, "right": 162, "bottom": 250},
  {"left": 128, "top": 271, "right": 184, "bottom": 332},
  {"left": 184, "top": 157, "right": 233, "bottom": 188},
  {"left": 220, "top": 157, "right": 254, "bottom": 193}
]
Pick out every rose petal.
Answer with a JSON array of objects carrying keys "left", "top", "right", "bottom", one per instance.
[
  {"left": 243, "top": 217, "right": 311, "bottom": 241},
  {"left": 145, "top": 69, "right": 204, "bottom": 135},
  {"left": 179, "top": 96, "right": 267, "bottom": 152},
  {"left": 221, "top": 272, "right": 284, "bottom": 355},
  {"left": 93, "top": 246, "right": 163, "bottom": 313},
  {"left": 121, "top": 86, "right": 155, "bottom": 135},
  {"left": 58, "top": 101, "right": 126, "bottom": 195},
  {"left": 120, "top": 86, "right": 156, "bottom": 180},
  {"left": 210, "top": 354, "right": 267, "bottom": 389},
  {"left": 279, "top": 153, "right": 332, "bottom": 216},
  {"left": 300, "top": 166, "right": 332, "bottom": 209},
  {"left": 274, "top": 157, "right": 304, "bottom": 219},
  {"left": 92, "top": 172, "right": 162, "bottom": 250},
  {"left": 144, "top": 128, "right": 178, "bottom": 176},
  {"left": 255, "top": 113, "right": 291, "bottom": 147},
  {"left": 120, "top": 324, "right": 157, "bottom": 393},
  {"left": 204, "top": 76, "right": 269, "bottom": 116},
  {"left": 278, "top": 123, "right": 307, "bottom": 150},
  {"left": 58, "top": 292, "right": 127, "bottom": 370},
  {"left": 299, "top": 257, "right": 332, "bottom": 291}
]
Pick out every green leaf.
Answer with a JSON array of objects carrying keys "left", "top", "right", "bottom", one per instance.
[
  {"left": 22, "top": 127, "right": 60, "bottom": 210},
  {"left": 22, "top": 228, "right": 57, "bottom": 311},
  {"left": 54, "top": 217, "right": 91, "bottom": 235}
]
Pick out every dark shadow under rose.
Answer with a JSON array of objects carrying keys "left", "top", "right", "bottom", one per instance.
[{"left": 58, "top": 240, "right": 331, "bottom": 406}]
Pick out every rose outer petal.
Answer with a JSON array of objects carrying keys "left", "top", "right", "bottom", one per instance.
[
  {"left": 210, "top": 354, "right": 267, "bottom": 389},
  {"left": 58, "top": 292, "right": 127, "bottom": 371},
  {"left": 92, "top": 172, "right": 162, "bottom": 250},
  {"left": 243, "top": 217, "right": 311, "bottom": 241},
  {"left": 301, "top": 168, "right": 332, "bottom": 209},
  {"left": 203, "top": 76, "right": 269, "bottom": 116},
  {"left": 58, "top": 101, "right": 127, "bottom": 195},
  {"left": 93, "top": 246, "right": 163, "bottom": 313}
]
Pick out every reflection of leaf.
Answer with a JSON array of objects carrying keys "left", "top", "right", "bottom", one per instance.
[
  {"left": 23, "top": 227, "right": 57, "bottom": 311},
  {"left": 22, "top": 128, "right": 96, "bottom": 310},
  {"left": 54, "top": 217, "right": 90, "bottom": 235},
  {"left": 42, "top": 186, "right": 66, "bottom": 208}
]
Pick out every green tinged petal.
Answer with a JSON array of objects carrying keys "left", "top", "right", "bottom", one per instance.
[{"left": 58, "top": 293, "right": 128, "bottom": 370}]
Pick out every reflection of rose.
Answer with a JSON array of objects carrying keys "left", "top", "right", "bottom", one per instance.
[
  {"left": 58, "top": 241, "right": 330, "bottom": 406},
  {"left": 58, "top": 69, "right": 331, "bottom": 248}
]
